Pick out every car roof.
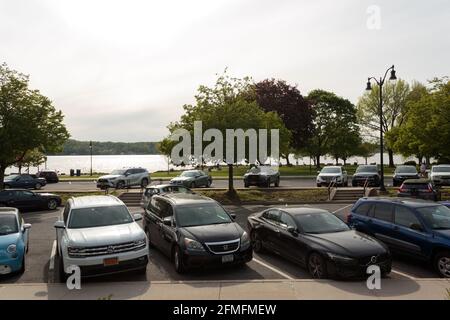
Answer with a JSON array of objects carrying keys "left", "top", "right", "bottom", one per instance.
[
  {"left": 321, "top": 166, "right": 341, "bottom": 169},
  {"left": 273, "top": 206, "right": 330, "bottom": 216},
  {"left": 157, "top": 193, "right": 215, "bottom": 205},
  {"left": 396, "top": 165, "right": 416, "bottom": 168},
  {"left": 69, "top": 195, "right": 124, "bottom": 209},
  {"left": 0, "top": 188, "right": 33, "bottom": 192},
  {"left": 145, "top": 184, "right": 180, "bottom": 189},
  {"left": 0, "top": 207, "right": 19, "bottom": 215},
  {"left": 358, "top": 197, "right": 440, "bottom": 208},
  {"left": 432, "top": 164, "right": 450, "bottom": 167}
]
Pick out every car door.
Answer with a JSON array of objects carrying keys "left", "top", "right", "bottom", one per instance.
[
  {"left": 350, "top": 202, "right": 374, "bottom": 234},
  {"left": 391, "top": 205, "right": 431, "bottom": 259},
  {"left": 9, "top": 190, "right": 34, "bottom": 210},
  {"left": 259, "top": 209, "right": 282, "bottom": 252},
  {"left": 19, "top": 175, "right": 34, "bottom": 188},
  {"left": 159, "top": 204, "right": 176, "bottom": 256},
  {"left": 277, "top": 212, "right": 307, "bottom": 264},
  {"left": 145, "top": 197, "right": 165, "bottom": 250},
  {"left": 367, "top": 202, "right": 397, "bottom": 247}
]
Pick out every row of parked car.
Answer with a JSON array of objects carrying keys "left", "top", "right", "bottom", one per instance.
[{"left": 316, "top": 164, "right": 450, "bottom": 188}]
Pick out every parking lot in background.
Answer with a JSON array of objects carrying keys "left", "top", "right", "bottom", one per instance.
[{"left": 0, "top": 203, "right": 438, "bottom": 285}]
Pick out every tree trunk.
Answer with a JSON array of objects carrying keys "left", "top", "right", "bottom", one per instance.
[
  {"left": 417, "top": 155, "right": 423, "bottom": 165},
  {"left": 315, "top": 155, "right": 321, "bottom": 169},
  {"left": 284, "top": 154, "right": 290, "bottom": 166},
  {"left": 365, "top": 157, "right": 368, "bottom": 165},
  {"left": 227, "top": 164, "right": 234, "bottom": 193},
  {"left": 388, "top": 149, "right": 394, "bottom": 167},
  {"left": 426, "top": 156, "right": 431, "bottom": 166},
  {"left": 0, "top": 165, "right": 5, "bottom": 191},
  {"left": 18, "top": 164, "right": 22, "bottom": 174},
  {"left": 343, "top": 158, "right": 347, "bottom": 166}
]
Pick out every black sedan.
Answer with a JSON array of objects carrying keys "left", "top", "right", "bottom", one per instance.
[
  {"left": 247, "top": 207, "right": 392, "bottom": 279},
  {"left": 3, "top": 174, "right": 47, "bottom": 190},
  {"left": 243, "top": 166, "right": 280, "bottom": 188},
  {"left": 0, "top": 189, "right": 61, "bottom": 211}
]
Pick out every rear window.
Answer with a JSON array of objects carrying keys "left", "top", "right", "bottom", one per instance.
[
  {"left": 403, "top": 183, "right": 430, "bottom": 189},
  {"left": 354, "top": 202, "right": 372, "bottom": 216},
  {"left": 373, "top": 203, "right": 393, "bottom": 222}
]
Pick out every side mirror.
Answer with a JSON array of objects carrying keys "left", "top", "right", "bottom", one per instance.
[
  {"left": 54, "top": 221, "right": 65, "bottom": 229},
  {"left": 230, "top": 213, "right": 237, "bottom": 220},
  {"left": 410, "top": 223, "right": 423, "bottom": 232},
  {"left": 287, "top": 226, "right": 297, "bottom": 234},
  {"left": 22, "top": 223, "right": 32, "bottom": 230},
  {"left": 133, "top": 213, "right": 143, "bottom": 221},
  {"left": 162, "top": 216, "right": 173, "bottom": 226}
]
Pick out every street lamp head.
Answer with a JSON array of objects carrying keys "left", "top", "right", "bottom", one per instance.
[
  {"left": 366, "top": 79, "right": 372, "bottom": 91},
  {"left": 389, "top": 66, "right": 397, "bottom": 81}
]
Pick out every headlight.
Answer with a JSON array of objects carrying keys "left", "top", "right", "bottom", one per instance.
[
  {"left": 184, "top": 238, "right": 205, "bottom": 251},
  {"left": 240, "top": 231, "right": 250, "bottom": 250},
  {"left": 317, "top": 176, "right": 323, "bottom": 181},
  {"left": 134, "top": 238, "right": 146, "bottom": 247},
  {"left": 326, "top": 252, "right": 357, "bottom": 265},
  {"left": 7, "top": 244, "right": 17, "bottom": 254}
]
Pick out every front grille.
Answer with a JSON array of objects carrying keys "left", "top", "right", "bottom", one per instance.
[
  {"left": 358, "top": 253, "right": 389, "bottom": 266},
  {"left": 97, "top": 179, "right": 109, "bottom": 183},
  {"left": 248, "top": 175, "right": 260, "bottom": 182},
  {"left": 205, "top": 239, "right": 240, "bottom": 254},
  {"left": 68, "top": 241, "right": 146, "bottom": 258}
]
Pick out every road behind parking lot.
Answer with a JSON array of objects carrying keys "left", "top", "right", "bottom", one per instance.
[{"left": 0, "top": 204, "right": 438, "bottom": 285}]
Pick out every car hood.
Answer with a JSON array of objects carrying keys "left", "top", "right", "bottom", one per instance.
[
  {"left": 98, "top": 174, "right": 122, "bottom": 180},
  {"left": 394, "top": 173, "right": 418, "bottom": 177},
  {"left": 304, "top": 230, "right": 387, "bottom": 257},
  {"left": 0, "top": 233, "right": 21, "bottom": 248},
  {"left": 353, "top": 172, "right": 378, "bottom": 177},
  {"left": 66, "top": 223, "right": 145, "bottom": 246},
  {"left": 181, "top": 223, "right": 242, "bottom": 243},
  {"left": 433, "top": 229, "right": 450, "bottom": 240},
  {"left": 318, "top": 173, "right": 341, "bottom": 177}
]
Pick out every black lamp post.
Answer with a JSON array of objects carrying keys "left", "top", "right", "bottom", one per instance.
[
  {"left": 366, "top": 65, "right": 397, "bottom": 192},
  {"left": 89, "top": 141, "right": 93, "bottom": 176}
]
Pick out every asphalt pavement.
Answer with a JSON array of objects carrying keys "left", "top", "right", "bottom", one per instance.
[{"left": 0, "top": 203, "right": 438, "bottom": 285}]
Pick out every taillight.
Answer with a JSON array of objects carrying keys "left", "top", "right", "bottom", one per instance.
[{"left": 398, "top": 184, "right": 407, "bottom": 193}]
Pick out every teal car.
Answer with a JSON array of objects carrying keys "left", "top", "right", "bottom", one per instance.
[{"left": 0, "top": 207, "right": 31, "bottom": 275}]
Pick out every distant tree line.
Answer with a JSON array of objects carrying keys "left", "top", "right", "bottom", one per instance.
[{"left": 49, "top": 139, "right": 159, "bottom": 155}]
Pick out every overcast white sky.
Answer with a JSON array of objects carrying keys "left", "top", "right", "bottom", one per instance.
[{"left": 1, "top": 0, "right": 449, "bottom": 142}]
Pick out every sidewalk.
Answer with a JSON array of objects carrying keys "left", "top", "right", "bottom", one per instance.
[{"left": 1, "top": 279, "right": 449, "bottom": 300}]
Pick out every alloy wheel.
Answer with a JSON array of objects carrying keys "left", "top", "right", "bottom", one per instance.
[
  {"left": 437, "top": 256, "right": 450, "bottom": 278},
  {"left": 48, "top": 199, "right": 58, "bottom": 210},
  {"left": 308, "top": 253, "right": 326, "bottom": 279}
]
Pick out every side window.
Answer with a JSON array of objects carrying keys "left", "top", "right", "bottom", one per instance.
[
  {"left": 63, "top": 204, "right": 70, "bottom": 224},
  {"left": 149, "top": 198, "right": 162, "bottom": 217},
  {"left": 354, "top": 202, "right": 372, "bottom": 216},
  {"left": 394, "top": 206, "right": 422, "bottom": 228},
  {"left": 280, "top": 212, "right": 296, "bottom": 228},
  {"left": 263, "top": 209, "right": 281, "bottom": 224},
  {"left": 373, "top": 203, "right": 394, "bottom": 222}
]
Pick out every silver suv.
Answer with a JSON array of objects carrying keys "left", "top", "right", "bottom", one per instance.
[{"left": 97, "top": 168, "right": 150, "bottom": 189}]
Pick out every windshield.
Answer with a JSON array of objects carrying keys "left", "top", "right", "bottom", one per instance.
[
  {"left": 0, "top": 214, "right": 19, "bottom": 235},
  {"left": 181, "top": 171, "right": 198, "bottom": 177},
  {"left": 417, "top": 205, "right": 450, "bottom": 230},
  {"left": 175, "top": 203, "right": 232, "bottom": 227},
  {"left": 320, "top": 167, "right": 341, "bottom": 174},
  {"left": 356, "top": 166, "right": 378, "bottom": 173},
  {"left": 68, "top": 205, "right": 133, "bottom": 229},
  {"left": 295, "top": 212, "right": 350, "bottom": 234},
  {"left": 111, "top": 169, "right": 126, "bottom": 175},
  {"left": 4, "top": 175, "right": 18, "bottom": 181},
  {"left": 396, "top": 166, "right": 417, "bottom": 174},
  {"left": 432, "top": 166, "right": 450, "bottom": 173}
]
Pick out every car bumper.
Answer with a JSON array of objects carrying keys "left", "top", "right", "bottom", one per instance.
[
  {"left": 96, "top": 181, "right": 115, "bottom": 189},
  {"left": 0, "top": 255, "right": 23, "bottom": 274},
  {"left": 63, "top": 247, "right": 149, "bottom": 277},
  {"left": 352, "top": 178, "right": 379, "bottom": 186},
  {"left": 326, "top": 258, "right": 392, "bottom": 279},
  {"left": 244, "top": 178, "right": 269, "bottom": 186},
  {"left": 181, "top": 246, "right": 253, "bottom": 270}
]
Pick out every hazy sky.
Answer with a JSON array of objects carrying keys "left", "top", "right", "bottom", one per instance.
[{"left": 1, "top": 0, "right": 449, "bottom": 142}]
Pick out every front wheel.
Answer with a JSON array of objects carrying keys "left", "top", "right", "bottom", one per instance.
[
  {"left": 434, "top": 251, "right": 450, "bottom": 278},
  {"left": 141, "top": 178, "right": 149, "bottom": 188},
  {"left": 116, "top": 181, "right": 125, "bottom": 189},
  {"left": 206, "top": 179, "right": 211, "bottom": 188},
  {"left": 18, "top": 254, "right": 26, "bottom": 274},
  {"left": 47, "top": 199, "right": 58, "bottom": 210},
  {"left": 275, "top": 178, "right": 280, "bottom": 187},
  {"left": 308, "top": 253, "right": 328, "bottom": 279},
  {"left": 173, "top": 246, "right": 185, "bottom": 274},
  {"left": 35, "top": 183, "right": 42, "bottom": 190}
]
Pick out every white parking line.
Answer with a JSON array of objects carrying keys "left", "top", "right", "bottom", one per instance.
[
  {"left": 252, "top": 258, "right": 295, "bottom": 280},
  {"left": 391, "top": 269, "right": 417, "bottom": 280},
  {"left": 332, "top": 204, "right": 353, "bottom": 214},
  {"left": 49, "top": 240, "right": 57, "bottom": 271}
]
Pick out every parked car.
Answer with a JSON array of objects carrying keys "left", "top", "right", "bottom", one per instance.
[
  {"left": 393, "top": 165, "right": 419, "bottom": 186},
  {"left": 248, "top": 206, "right": 391, "bottom": 279},
  {"left": 54, "top": 195, "right": 148, "bottom": 279},
  {"left": 170, "top": 170, "right": 212, "bottom": 188},
  {"left": 0, "top": 207, "right": 31, "bottom": 275},
  {"left": 348, "top": 197, "right": 450, "bottom": 278},
  {"left": 430, "top": 164, "right": 450, "bottom": 186},
  {"left": 440, "top": 201, "right": 450, "bottom": 209},
  {"left": 37, "top": 170, "right": 59, "bottom": 183},
  {"left": 96, "top": 168, "right": 150, "bottom": 189},
  {"left": 3, "top": 174, "right": 46, "bottom": 190},
  {"left": 0, "top": 189, "right": 61, "bottom": 211},
  {"left": 352, "top": 165, "right": 380, "bottom": 187},
  {"left": 140, "top": 184, "right": 193, "bottom": 209},
  {"left": 398, "top": 179, "right": 441, "bottom": 201},
  {"left": 316, "top": 166, "right": 348, "bottom": 187},
  {"left": 243, "top": 166, "right": 280, "bottom": 188},
  {"left": 143, "top": 193, "right": 252, "bottom": 273}
]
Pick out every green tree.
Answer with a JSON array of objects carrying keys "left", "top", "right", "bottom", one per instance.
[
  {"left": 305, "top": 89, "right": 361, "bottom": 168},
  {"left": 357, "top": 79, "right": 410, "bottom": 166},
  {"left": 355, "top": 141, "right": 378, "bottom": 165},
  {"left": 16, "top": 148, "right": 46, "bottom": 173},
  {"left": 157, "top": 138, "right": 177, "bottom": 174},
  {"left": 0, "top": 63, "right": 69, "bottom": 189}
]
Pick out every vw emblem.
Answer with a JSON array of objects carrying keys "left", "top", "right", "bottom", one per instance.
[
  {"left": 370, "top": 256, "right": 377, "bottom": 264},
  {"left": 107, "top": 246, "right": 114, "bottom": 254},
  {"left": 223, "top": 244, "right": 229, "bottom": 251}
]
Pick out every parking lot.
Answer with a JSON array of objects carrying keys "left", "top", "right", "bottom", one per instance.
[{"left": 0, "top": 203, "right": 438, "bottom": 285}]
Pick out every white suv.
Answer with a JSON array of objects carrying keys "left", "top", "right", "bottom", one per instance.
[
  {"left": 54, "top": 195, "right": 148, "bottom": 279},
  {"left": 97, "top": 168, "right": 150, "bottom": 189},
  {"left": 316, "top": 166, "right": 348, "bottom": 187},
  {"left": 430, "top": 164, "right": 450, "bottom": 186}
]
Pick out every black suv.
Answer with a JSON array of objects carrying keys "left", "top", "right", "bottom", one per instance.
[
  {"left": 143, "top": 193, "right": 252, "bottom": 273},
  {"left": 352, "top": 165, "right": 380, "bottom": 187},
  {"left": 37, "top": 170, "right": 59, "bottom": 183}
]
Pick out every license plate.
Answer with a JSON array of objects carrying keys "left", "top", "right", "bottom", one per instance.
[
  {"left": 221, "top": 254, "right": 234, "bottom": 263},
  {"left": 103, "top": 257, "right": 119, "bottom": 266}
]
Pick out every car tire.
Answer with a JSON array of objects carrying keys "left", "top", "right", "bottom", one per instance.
[
  {"left": 141, "top": 178, "right": 149, "bottom": 188},
  {"left": 244, "top": 182, "right": 249, "bottom": 188},
  {"left": 189, "top": 182, "right": 195, "bottom": 189},
  {"left": 136, "top": 266, "right": 147, "bottom": 275},
  {"left": 173, "top": 246, "right": 185, "bottom": 274},
  {"left": 59, "top": 255, "right": 68, "bottom": 283},
  {"left": 317, "top": 184, "right": 321, "bottom": 188},
  {"left": 35, "top": 183, "right": 42, "bottom": 190},
  {"left": 19, "top": 254, "right": 26, "bottom": 274},
  {"left": 275, "top": 178, "right": 280, "bottom": 187},
  {"left": 206, "top": 179, "right": 211, "bottom": 188},
  {"left": 251, "top": 231, "right": 263, "bottom": 253},
  {"left": 47, "top": 199, "right": 58, "bottom": 210},
  {"left": 116, "top": 181, "right": 125, "bottom": 189},
  {"left": 434, "top": 251, "right": 450, "bottom": 278},
  {"left": 308, "top": 253, "right": 328, "bottom": 279}
]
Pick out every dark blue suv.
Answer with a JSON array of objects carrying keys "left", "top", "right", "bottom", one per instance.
[{"left": 348, "top": 197, "right": 450, "bottom": 278}]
